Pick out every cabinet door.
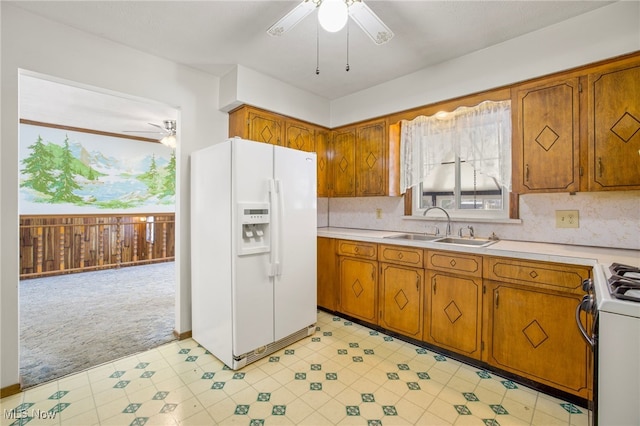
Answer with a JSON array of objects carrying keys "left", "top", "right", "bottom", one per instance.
[
  {"left": 339, "top": 256, "right": 377, "bottom": 324},
  {"left": 512, "top": 78, "right": 580, "bottom": 192},
  {"left": 425, "top": 272, "right": 482, "bottom": 359},
  {"left": 484, "top": 282, "right": 589, "bottom": 398},
  {"left": 356, "top": 120, "right": 387, "bottom": 196},
  {"left": 316, "top": 129, "right": 330, "bottom": 198},
  {"left": 285, "top": 120, "right": 315, "bottom": 152},
  {"left": 588, "top": 61, "right": 640, "bottom": 190},
  {"left": 248, "top": 110, "right": 283, "bottom": 145},
  {"left": 317, "top": 237, "right": 337, "bottom": 311},
  {"left": 331, "top": 129, "right": 356, "bottom": 197},
  {"left": 379, "top": 263, "right": 423, "bottom": 339}
]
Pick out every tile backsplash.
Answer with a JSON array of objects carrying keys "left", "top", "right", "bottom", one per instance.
[{"left": 318, "top": 191, "right": 640, "bottom": 250}]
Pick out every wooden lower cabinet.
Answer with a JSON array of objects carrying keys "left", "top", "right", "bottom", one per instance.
[
  {"left": 325, "top": 238, "right": 592, "bottom": 399},
  {"left": 317, "top": 237, "right": 338, "bottom": 311},
  {"left": 379, "top": 263, "right": 424, "bottom": 339},
  {"left": 339, "top": 256, "right": 378, "bottom": 324},
  {"left": 424, "top": 271, "right": 483, "bottom": 360},
  {"left": 483, "top": 281, "right": 590, "bottom": 398}
]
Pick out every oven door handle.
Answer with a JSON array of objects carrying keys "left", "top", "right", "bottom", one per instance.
[{"left": 576, "top": 295, "right": 595, "bottom": 348}]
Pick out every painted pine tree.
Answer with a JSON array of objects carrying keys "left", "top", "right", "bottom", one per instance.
[
  {"left": 20, "top": 135, "right": 57, "bottom": 196},
  {"left": 49, "top": 136, "right": 82, "bottom": 203}
]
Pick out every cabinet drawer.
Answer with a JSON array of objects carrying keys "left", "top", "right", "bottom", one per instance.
[
  {"left": 426, "top": 250, "right": 482, "bottom": 277},
  {"left": 378, "top": 244, "right": 423, "bottom": 267},
  {"left": 337, "top": 240, "right": 377, "bottom": 259},
  {"left": 484, "top": 257, "right": 591, "bottom": 293}
]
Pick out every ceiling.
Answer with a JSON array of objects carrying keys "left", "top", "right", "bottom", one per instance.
[{"left": 13, "top": 0, "right": 614, "bottom": 137}]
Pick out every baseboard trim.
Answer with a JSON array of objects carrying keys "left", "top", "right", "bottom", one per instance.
[
  {"left": 173, "top": 329, "right": 192, "bottom": 340},
  {"left": 1, "top": 383, "right": 21, "bottom": 398}
]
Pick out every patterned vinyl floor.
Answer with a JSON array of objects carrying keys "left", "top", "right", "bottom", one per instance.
[{"left": 1, "top": 310, "right": 589, "bottom": 425}]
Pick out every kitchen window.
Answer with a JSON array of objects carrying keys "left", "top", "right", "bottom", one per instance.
[{"left": 400, "top": 100, "right": 511, "bottom": 220}]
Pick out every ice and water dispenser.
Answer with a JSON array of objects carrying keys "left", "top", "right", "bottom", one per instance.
[{"left": 237, "top": 203, "right": 270, "bottom": 255}]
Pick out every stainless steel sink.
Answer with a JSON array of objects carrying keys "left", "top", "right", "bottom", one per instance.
[
  {"left": 435, "top": 237, "right": 496, "bottom": 247},
  {"left": 384, "top": 233, "right": 441, "bottom": 242}
]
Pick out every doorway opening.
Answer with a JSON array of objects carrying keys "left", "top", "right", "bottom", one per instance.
[{"left": 18, "top": 71, "right": 179, "bottom": 387}]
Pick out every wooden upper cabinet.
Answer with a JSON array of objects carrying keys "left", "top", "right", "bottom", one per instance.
[
  {"left": 229, "top": 105, "right": 283, "bottom": 145},
  {"left": 356, "top": 120, "right": 387, "bottom": 196},
  {"left": 330, "top": 118, "right": 399, "bottom": 197},
  {"left": 588, "top": 59, "right": 640, "bottom": 190},
  {"left": 284, "top": 119, "right": 315, "bottom": 152},
  {"left": 511, "top": 53, "right": 640, "bottom": 194},
  {"left": 315, "top": 129, "right": 331, "bottom": 198},
  {"left": 331, "top": 127, "right": 357, "bottom": 197},
  {"left": 512, "top": 78, "right": 581, "bottom": 193}
]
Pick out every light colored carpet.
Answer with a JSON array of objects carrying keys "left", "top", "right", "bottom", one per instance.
[{"left": 19, "top": 262, "right": 176, "bottom": 387}]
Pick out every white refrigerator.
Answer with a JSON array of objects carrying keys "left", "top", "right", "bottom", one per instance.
[{"left": 191, "top": 138, "right": 317, "bottom": 369}]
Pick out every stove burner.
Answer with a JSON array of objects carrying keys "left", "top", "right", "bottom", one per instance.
[{"left": 609, "top": 263, "right": 640, "bottom": 303}]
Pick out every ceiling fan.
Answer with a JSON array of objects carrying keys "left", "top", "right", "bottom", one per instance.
[
  {"left": 268, "top": 0, "right": 394, "bottom": 45},
  {"left": 124, "top": 120, "right": 177, "bottom": 148}
]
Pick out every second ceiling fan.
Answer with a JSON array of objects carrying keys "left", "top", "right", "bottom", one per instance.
[{"left": 268, "top": 0, "right": 394, "bottom": 45}]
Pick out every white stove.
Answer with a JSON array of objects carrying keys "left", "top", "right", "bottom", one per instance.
[
  {"left": 585, "top": 263, "right": 640, "bottom": 425},
  {"left": 594, "top": 263, "right": 640, "bottom": 318}
]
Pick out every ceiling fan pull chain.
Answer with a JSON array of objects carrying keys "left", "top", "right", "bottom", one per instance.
[
  {"left": 346, "top": 18, "right": 350, "bottom": 72},
  {"left": 316, "top": 20, "right": 320, "bottom": 75}
]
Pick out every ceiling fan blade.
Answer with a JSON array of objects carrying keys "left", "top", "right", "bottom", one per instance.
[
  {"left": 267, "top": 0, "right": 318, "bottom": 36},
  {"left": 348, "top": 0, "right": 394, "bottom": 45}
]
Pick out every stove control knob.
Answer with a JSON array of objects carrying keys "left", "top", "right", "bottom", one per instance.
[
  {"left": 582, "top": 278, "right": 593, "bottom": 292},
  {"left": 580, "top": 294, "right": 596, "bottom": 314}
]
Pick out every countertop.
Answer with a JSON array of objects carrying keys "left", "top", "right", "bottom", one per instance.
[{"left": 317, "top": 227, "right": 640, "bottom": 269}]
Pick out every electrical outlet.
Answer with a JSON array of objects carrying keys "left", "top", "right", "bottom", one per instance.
[
  {"left": 375, "top": 208, "right": 382, "bottom": 219},
  {"left": 556, "top": 210, "right": 579, "bottom": 228}
]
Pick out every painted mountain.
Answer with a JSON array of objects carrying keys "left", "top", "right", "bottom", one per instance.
[{"left": 20, "top": 130, "right": 175, "bottom": 212}]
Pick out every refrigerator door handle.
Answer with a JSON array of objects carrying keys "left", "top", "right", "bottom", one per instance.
[
  {"left": 275, "top": 179, "right": 284, "bottom": 276},
  {"left": 268, "top": 179, "right": 280, "bottom": 277}
]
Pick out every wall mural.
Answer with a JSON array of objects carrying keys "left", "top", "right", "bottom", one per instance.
[{"left": 19, "top": 123, "right": 175, "bottom": 214}]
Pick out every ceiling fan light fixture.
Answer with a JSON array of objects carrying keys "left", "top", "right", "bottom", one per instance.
[
  {"left": 160, "top": 134, "right": 177, "bottom": 149},
  {"left": 318, "top": 0, "right": 348, "bottom": 32}
]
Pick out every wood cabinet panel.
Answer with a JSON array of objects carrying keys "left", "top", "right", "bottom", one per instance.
[
  {"left": 512, "top": 78, "right": 581, "bottom": 193},
  {"left": 317, "top": 237, "right": 338, "bottom": 311},
  {"left": 356, "top": 120, "right": 387, "bottom": 196},
  {"left": 316, "top": 129, "right": 331, "bottom": 197},
  {"left": 379, "top": 263, "right": 423, "bottom": 338},
  {"left": 378, "top": 244, "right": 423, "bottom": 267},
  {"left": 484, "top": 281, "right": 589, "bottom": 398},
  {"left": 484, "top": 257, "right": 590, "bottom": 294},
  {"left": 426, "top": 250, "right": 482, "bottom": 277},
  {"left": 424, "top": 271, "right": 482, "bottom": 359},
  {"left": 336, "top": 239, "right": 377, "bottom": 259},
  {"left": 331, "top": 128, "right": 357, "bottom": 197},
  {"left": 285, "top": 119, "right": 315, "bottom": 152},
  {"left": 588, "top": 60, "right": 640, "bottom": 190},
  {"left": 339, "top": 256, "right": 378, "bottom": 324}
]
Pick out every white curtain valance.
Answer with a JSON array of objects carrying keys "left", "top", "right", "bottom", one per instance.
[{"left": 400, "top": 100, "right": 512, "bottom": 195}]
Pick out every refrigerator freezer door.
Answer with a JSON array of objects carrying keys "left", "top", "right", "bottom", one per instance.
[
  {"left": 273, "top": 146, "right": 318, "bottom": 341},
  {"left": 232, "top": 139, "right": 275, "bottom": 356}
]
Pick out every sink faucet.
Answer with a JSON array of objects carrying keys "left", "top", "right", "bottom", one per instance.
[{"left": 423, "top": 206, "right": 452, "bottom": 236}]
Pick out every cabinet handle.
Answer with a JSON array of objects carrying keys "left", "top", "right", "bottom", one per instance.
[
  {"left": 495, "top": 290, "right": 499, "bottom": 308},
  {"left": 433, "top": 278, "right": 437, "bottom": 294},
  {"left": 598, "top": 157, "right": 603, "bottom": 177},
  {"left": 416, "top": 274, "right": 419, "bottom": 291},
  {"left": 525, "top": 164, "right": 529, "bottom": 182}
]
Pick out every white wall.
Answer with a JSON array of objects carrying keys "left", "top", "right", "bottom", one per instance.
[
  {"left": 0, "top": 4, "right": 226, "bottom": 389},
  {"left": 219, "top": 65, "right": 331, "bottom": 127},
  {"left": 330, "top": 1, "right": 640, "bottom": 126}
]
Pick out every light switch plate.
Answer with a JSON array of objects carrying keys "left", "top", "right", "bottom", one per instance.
[
  {"left": 375, "top": 208, "right": 382, "bottom": 219},
  {"left": 556, "top": 210, "right": 579, "bottom": 228}
]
